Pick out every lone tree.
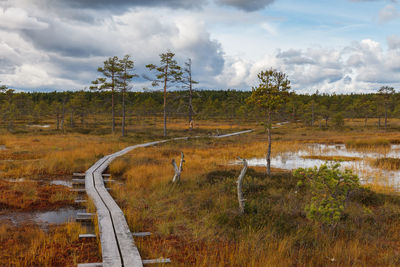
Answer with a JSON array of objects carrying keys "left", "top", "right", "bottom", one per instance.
[
  {"left": 378, "top": 86, "right": 395, "bottom": 131},
  {"left": 119, "top": 55, "right": 137, "bottom": 137},
  {"left": 146, "top": 51, "right": 182, "bottom": 136},
  {"left": 181, "top": 58, "right": 198, "bottom": 127},
  {"left": 91, "top": 56, "right": 122, "bottom": 133},
  {"left": 247, "top": 69, "right": 290, "bottom": 176}
]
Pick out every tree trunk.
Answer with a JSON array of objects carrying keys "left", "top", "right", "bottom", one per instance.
[
  {"left": 81, "top": 112, "right": 85, "bottom": 127},
  {"left": 188, "top": 61, "right": 193, "bottom": 127},
  {"left": 364, "top": 116, "right": 368, "bottom": 128},
  {"left": 122, "top": 90, "right": 126, "bottom": 137},
  {"left": 325, "top": 117, "right": 328, "bottom": 127},
  {"left": 378, "top": 116, "right": 381, "bottom": 128},
  {"left": 172, "top": 152, "right": 184, "bottom": 183},
  {"left": 111, "top": 88, "right": 115, "bottom": 133},
  {"left": 189, "top": 81, "right": 193, "bottom": 124},
  {"left": 292, "top": 105, "right": 295, "bottom": 122},
  {"left": 163, "top": 64, "right": 169, "bottom": 137},
  {"left": 70, "top": 110, "right": 74, "bottom": 128},
  {"left": 237, "top": 157, "right": 248, "bottom": 214},
  {"left": 61, "top": 100, "right": 65, "bottom": 133},
  {"left": 266, "top": 110, "right": 272, "bottom": 177},
  {"left": 385, "top": 104, "right": 388, "bottom": 130},
  {"left": 311, "top": 102, "right": 314, "bottom": 126}
]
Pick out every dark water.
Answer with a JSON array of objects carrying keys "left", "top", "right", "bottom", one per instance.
[{"left": 0, "top": 207, "right": 86, "bottom": 229}]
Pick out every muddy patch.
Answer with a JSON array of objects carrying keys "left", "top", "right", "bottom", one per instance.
[
  {"left": 236, "top": 143, "right": 400, "bottom": 189},
  {"left": 0, "top": 207, "right": 85, "bottom": 230}
]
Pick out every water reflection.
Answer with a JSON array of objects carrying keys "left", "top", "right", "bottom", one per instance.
[
  {"left": 243, "top": 144, "right": 400, "bottom": 189},
  {"left": 0, "top": 207, "right": 85, "bottom": 229}
]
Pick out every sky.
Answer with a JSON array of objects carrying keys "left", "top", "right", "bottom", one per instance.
[{"left": 0, "top": 0, "right": 400, "bottom": 94}]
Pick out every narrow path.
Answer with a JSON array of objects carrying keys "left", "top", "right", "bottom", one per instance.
[{"left": 84, "top": 130, "right": 253, "bottom": 267}]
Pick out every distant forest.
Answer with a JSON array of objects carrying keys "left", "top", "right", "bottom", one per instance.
[{"left": 1, "top": 89, "right": 399, "bottom": 130}]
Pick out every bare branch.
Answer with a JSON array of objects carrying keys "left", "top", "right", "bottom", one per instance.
[
  {"left": 172, "top": 152, "right": 185, "bottom": 183},
  {"left": 237, "top": 157, "right": 248, "bottom": 214}
]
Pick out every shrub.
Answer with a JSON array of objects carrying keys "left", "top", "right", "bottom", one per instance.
[
  {"left": 294, "top": 163, "right": 360, "bottom": 227},
  {"left": 333, "top": 113, "right": 344, "bottom": 129}
]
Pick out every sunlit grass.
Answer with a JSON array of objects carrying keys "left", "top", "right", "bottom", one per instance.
[
  {"left": 0, "top": 222, "right": 101, "bottom": 267},
  {"left": 110, "top": 134, "right": 400, "bottom": 266}
]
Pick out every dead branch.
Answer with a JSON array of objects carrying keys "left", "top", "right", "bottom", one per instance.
[
  {"left": 172, "top": 152, "right": 185, "bottom": 183},
  {"left": 237, "top": 157, "right": 248, "bottom": 214}
]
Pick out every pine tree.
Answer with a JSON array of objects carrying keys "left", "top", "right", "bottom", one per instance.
[
  {"left": 146, "top": 51, "right": 182, "bottom": 137},
  {"left": 247, "top": 69, "right": 290, "bottom": 176},
  {"left": 91, "top": 56, "right": 122, "bottom": 133}
]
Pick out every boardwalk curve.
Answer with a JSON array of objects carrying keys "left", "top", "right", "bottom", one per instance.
[{"left": 84, "top": 130, "right": 253, "bottom": 266}]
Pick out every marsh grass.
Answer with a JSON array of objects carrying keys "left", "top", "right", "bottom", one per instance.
[
  {"left": 301, "top": 155, "right": 361, "bottom": 161},
  {"left": 4, "top": 119, "right": 400, "bottom": 265},
  {"left": 373, "top": 158, "right": 400, "bottom": 170},
  {"left": 0, "top": 222, "right": 101, "bottom": 267},
  {"left": 346, "top": 139, "right": 391, "bottom": 149},
  {"left": 110, "top": 137, "right": 400, "bottom": 266},
  {"left": 0, "top": 134, "right": 131, "bottom": 178},
  {"left": 0, "top": 180, "right": 75, "bottom": 211}
]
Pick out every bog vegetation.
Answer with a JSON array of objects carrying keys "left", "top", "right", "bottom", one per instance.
[{"left": 1, "top": 58, "right": 400, "bottom": 266}]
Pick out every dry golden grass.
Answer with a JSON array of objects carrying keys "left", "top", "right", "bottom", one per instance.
[
  {"left": 301, "top": 155, "right": 361, "bottom": 161},
  {"left": 372, "top": 158, "right": 400, "bottom": 170},
  {"left": 3, "top": 118, "right": 400, "bottom": 266},
  {"left": 0, "top": 134, "right": 130, "bottom": 178},
  {"left": 108, "top": 126, "right": 400, "bottom": 266},
  {"left": 0, "top": 179, "right": 75, "bottom": 211},
  {"left": 0, "top": 222, "right": 101, "bottom": 267}
]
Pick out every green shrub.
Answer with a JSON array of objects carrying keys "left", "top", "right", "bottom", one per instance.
[
  {"left": 333, "top": 113, "right": 344, "bottom": 129},
  {"left": 294, "top": 163, "right": 360, "bottom": 227}
]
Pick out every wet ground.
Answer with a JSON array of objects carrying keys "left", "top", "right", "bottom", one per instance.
[
  {"left": 0, "top": 176, "right": 88, "bottom": 231},
  {"left": 240, "top": 143, "right": 400, "bottom": 188},
  {"left": 0, "top": 207, "right": 85, "bottom": 229},
  {"left": 2, "top": 178, "right": 73, "bottom": 188}
]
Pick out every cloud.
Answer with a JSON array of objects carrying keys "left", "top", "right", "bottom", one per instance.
[
  {"left": 378, "top": 4, "right": 400, "bottom": 23},
  {"left": 260, "top": 22, "right": 278, "bottom": 35},
  {"left": 387, "top": 35, "right": 400, "bottom": 49},
  {"left": 0, "top": 7, "right": 48, "bottom": 30},
  {"left": 67, "top": 0, "right": 206, "bottom": 10},
  {"left": 0, "top": 6, "right": 225, "bottom": 90},
  {"left": 215, "top": 0, "right": 275, "bottom": 12},
  {"left": 216, "top": 38, "right": 400, "bottom": 93},
  {"left": 11, "top": 0, "right": 206, "bottom": 11}
]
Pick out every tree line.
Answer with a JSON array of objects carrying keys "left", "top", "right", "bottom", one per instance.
[
  {"left": 1, "top": 63, "right": 398, "bottom": 136},
  {"left": 0, "top": 87, "right": 398, "bottom": 130}
]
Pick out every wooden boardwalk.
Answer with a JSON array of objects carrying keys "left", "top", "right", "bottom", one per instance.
[{"left": 83, "top": 131, "right": 253, "bottom": 267}]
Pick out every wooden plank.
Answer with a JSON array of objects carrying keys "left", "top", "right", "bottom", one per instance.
[
  {"left": 85, "top": 165, "right": 122, "bottom": 267},
  {"left": 76, "top": 212, "right": 96, "bottom": 217},
  {"left": 71, "top": 188, "right": 86, "bottom": 193},
  {"left": 72, "top": 179, "right": 85, "bottom": 183},
  {"left": 73, "top": 173, "right": 86, "bottom": 177},
  {"left": 132, "top": 232, "right": 151, "bottom": 237},
  {"left": 75, "top": 199, "right": 87, "bottom": 203},
  {"left": 83, "top": 131, "right": 253, "bottom": 267},
  {"left": 213, "top": 129, "right": 253, "bottom": 138},
  {"left": 77, "top": 263, "right": 103, "bottom": 267},
  {"left": 142, "top": 259, "right": 171, "bottom": 264},
  {"left": 102, "top": 173, "right": 111, "bottom": 177},
  {"left": 79, "top": 234, "right": 97, "bottom": 238},
  {"left": 76, "top": 217, "right": 92, "bottom": 223}
]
